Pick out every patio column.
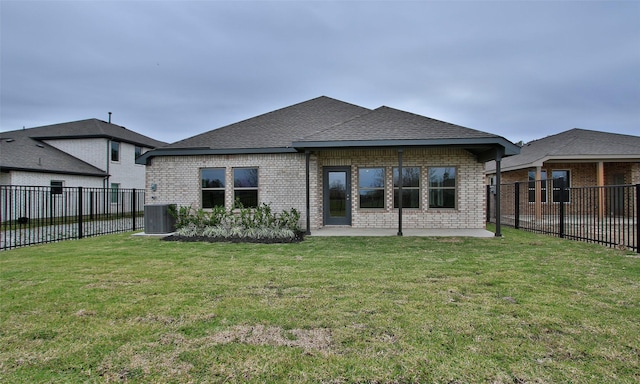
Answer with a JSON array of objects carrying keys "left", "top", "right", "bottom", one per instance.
[
  {"left": 397, "top": 148, "right": 403, "bottom": 236},
  {"left": 305, "top": 150, "right": 311, "bottom": 235},
  {"left": 597, "top": 161, "right": 604, "bottom": 219},
  {"left": 495, "top": 147, "right": 504, "bottom": 237}
]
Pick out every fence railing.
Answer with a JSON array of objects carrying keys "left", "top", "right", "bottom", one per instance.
[
  {"left": 487, "top": 180, "right": 639, "bottom": 252},
  {"left": 1, "top": 185, "right": 145, "bottom": 250}
]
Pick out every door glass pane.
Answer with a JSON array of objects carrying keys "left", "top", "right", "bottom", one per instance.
[{"left": 329, "top": 171, "right": 346, "bottom": 217}]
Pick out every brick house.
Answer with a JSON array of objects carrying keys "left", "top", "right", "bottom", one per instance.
[
  {"left": 137, "top": 97, "right": 519, "bottom": 233},
  {"left": 0, "top": 118, "right": 166, "bottom": 190},
  {"left": 485, "top": 128, "right": 640, "bottom": 217}
]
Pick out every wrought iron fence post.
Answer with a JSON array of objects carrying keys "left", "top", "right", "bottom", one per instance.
[
  {"left": 559, "top": 178, "right": 565, "bottom": 238},
  {"left": 78, "top": 186, "right": 84, "bottom": 239},
  {"left": 636, "top": 184, "right": 639, "bottom": 253},
  {"left": 514, "top": 182, "right": 520, "bottom": 229},
  {"left": 132, "top": 189, "right": 137, "bottom": 231}
]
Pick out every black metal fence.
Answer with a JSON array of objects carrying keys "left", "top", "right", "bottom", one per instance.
[
  {"left": 487, "top": 180, "right": 639, "bottom": 252},
  {"left": 1, "top": 185, "right": 145, "bottom": 250}
]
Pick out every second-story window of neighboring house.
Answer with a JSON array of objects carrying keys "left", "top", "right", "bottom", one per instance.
[
  {"left": 134, "top": 146, "right": 142, "bottom": 160},
  {"left": 111, "top": 141, "right": 120, "bottom": 162}
]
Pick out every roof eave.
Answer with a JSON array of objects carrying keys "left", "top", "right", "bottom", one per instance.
[
  {"left": 136, "top": 147, "right": 298, "bottom": 165},
  {"left": 292, "top": 137, "right": 520, "bottom": 158},
  {"left": 36, "top": 135, "right": 165, "bottom": 149},
  {"left": 485, "top": 153, "right": 640, "bottom": 174},
  {"left": 0, "top": 166, "right": 107, "bottom": 177}
]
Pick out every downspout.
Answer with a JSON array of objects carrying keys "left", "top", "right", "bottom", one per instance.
[
  {"left": 105, "top": 140, "right": 110, "bottom": 188},
  {"left": 305, "top": 150, "right": 311, "bottom": 235},
  {"left": 104, "top": 139, "right": 111, "bottom": 215},
  {"left": 397, "top": 147, "right": 403, "bottom": 236},
  {"left": 494, "top": 147, "right": 504, "bottom": 237}
]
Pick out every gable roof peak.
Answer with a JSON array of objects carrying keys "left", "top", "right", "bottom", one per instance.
[{"left": 1, "top": 118, "right": 167, "bottom": 148}]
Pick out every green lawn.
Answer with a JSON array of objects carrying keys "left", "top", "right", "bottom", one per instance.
[{"left": 1, "top": 227, "right": 638, "bottom": 383}]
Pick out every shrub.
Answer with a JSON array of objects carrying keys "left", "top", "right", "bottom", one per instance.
[{"left": 169, "top": 202, "right": 303, "bottom": 243}]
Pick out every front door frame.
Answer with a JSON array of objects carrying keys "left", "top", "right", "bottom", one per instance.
[{"left": 323, "top": 166, "right": 352, "bottom": 226}]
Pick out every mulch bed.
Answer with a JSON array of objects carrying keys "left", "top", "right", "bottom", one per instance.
[{"left": 162, "top": 231, "right": 306, "bottom": 244}]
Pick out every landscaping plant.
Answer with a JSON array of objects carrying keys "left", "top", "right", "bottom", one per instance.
[{"left": 169, "top": 202, "right": 302, "bottom": 243}]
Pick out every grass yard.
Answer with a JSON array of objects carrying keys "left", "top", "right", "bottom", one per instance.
[{"left": 1, "top": 226, "right": 638, "bottom": 383}]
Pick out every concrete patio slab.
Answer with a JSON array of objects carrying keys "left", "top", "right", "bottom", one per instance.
[{"left": 310, "top": 227, "right": 496, "bottom": 237}]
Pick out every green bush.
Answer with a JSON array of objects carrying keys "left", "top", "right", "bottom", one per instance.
[{"left": 170, "top": 202, "right": 302, "bottom": 241}]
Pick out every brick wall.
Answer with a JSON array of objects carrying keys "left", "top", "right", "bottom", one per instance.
[
  {"left": 315, "top": 148, "right": 485, "bottom": 229},
  {"left": 497, "top": 161, "right": 640, "bottom": 187},
  {"left": 493, "top": 161, "right": 640, "bottom": 218},
  {"left": 145, "top": 153, "right": 309, "bottom": 227},
  {"left": 145, "top": 148, "right": 488, "bottom": 231}
]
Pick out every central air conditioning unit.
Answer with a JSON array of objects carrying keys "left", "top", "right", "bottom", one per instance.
[{"left": 144, "top": 204, "right": 176, "bottom": 234}]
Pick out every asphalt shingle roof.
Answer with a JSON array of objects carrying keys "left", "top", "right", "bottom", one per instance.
[
  {"left": 485, "top": 128, "right": 640, "bottom": 173},
  {"left": 0, "top": 130, "right": 106, "bottom": 176},
  {"left": 1, "top": 118, "right": 166, "bottom": 176},
  {"left": 297, "top": 106, "right": 503, "bottom": 143},
  {"left": 10, "top": 118, "right": 168, "bottom": 148},
  {"left": 137, "top": 96, "right": 519, "bottom": 164},
  {"left": 167, "top": 96, "right": 371, "bottom": 150}
]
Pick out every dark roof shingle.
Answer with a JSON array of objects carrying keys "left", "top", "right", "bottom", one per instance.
[
  {"left": 485, "top": 128, "right": 640, "bottom": 173},
  {"left": 0, "top": 118, "right": 166, "bottom": 176},
  {"left": 138, "top": 96, "right": 519, "bottom": 163},
  {"left": 297, "top": 106, "right": 502, "bottom": 143},
  {"left": 0, "top": 131, "right": 106, "bottom": 176},
  {"left": 3, "top": 119, "right": 167, "bottom": 148},
  {"left": 166, "top": 96, "right": 370, "bottom": 150}
]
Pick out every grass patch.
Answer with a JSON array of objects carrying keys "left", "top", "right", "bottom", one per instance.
[{"left": 1, "top": 226, "right": 638, "bottom": 383}]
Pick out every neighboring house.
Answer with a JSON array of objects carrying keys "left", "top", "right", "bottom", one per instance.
[
  {"left": 485, "top": 128, "right": 640, "bottom": 216},
  {"left": 485, "top": 128, "right": 640, "bottom": 187},
  {"left": 137, "top": 96, "right": 519, "bottom": 233},
  {"left": 0, "top": 118, "right": 167, "bottom": 190}
]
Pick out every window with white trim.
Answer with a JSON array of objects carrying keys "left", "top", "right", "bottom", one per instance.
[
  {"left": 110, "top": 183, "right": 120, "bottom": 203},
  {"left": 111, "top": 141, "right": 120, "bottom": 162}
]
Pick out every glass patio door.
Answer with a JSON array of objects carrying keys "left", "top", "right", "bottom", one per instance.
[{"left": 323, "top": 167, "right": 351, "bottom": 225}]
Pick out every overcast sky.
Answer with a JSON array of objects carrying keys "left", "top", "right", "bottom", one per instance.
[{"left": 1, "top": 1, "right": 638, "bottom": 145}]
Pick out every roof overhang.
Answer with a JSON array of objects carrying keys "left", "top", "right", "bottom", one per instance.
[
  {"left": 35, "top": 135, "right": 164, "bottom": 149},
  {"left": 486, "top": 154, "right": 640, "bottom": 174},
  {"left": 136, "top": 147, "right": 298, "bottom": 165},
  {"left": 138, "top": 138, "right": 520, "bottom": 165},
  {"left": 0, "top": 166, "right": 107, "bottom": 177},
  {"left": 292, "top": 137, "right": 520, "bottom": 162}
]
